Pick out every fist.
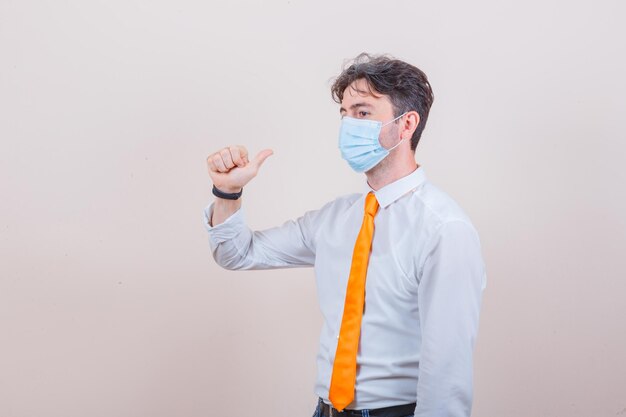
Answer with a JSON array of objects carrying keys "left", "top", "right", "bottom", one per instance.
[{"left": 206, "top": 145, "right": 273, "bottom": 193}]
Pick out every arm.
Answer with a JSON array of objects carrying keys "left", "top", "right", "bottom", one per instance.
[
  {"left": 204, "top": 144, "right": 317, "bottom": 270},
  {"left": 204, "top": 201, "right": 319, "bottom": 270},
  {"left": 414, "top": 220, "right": 487, "bottom": 417}
]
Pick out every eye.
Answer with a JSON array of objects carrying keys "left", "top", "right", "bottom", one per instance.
[{"left": 358, "top": 111, "right": 370, "bottom": 118}]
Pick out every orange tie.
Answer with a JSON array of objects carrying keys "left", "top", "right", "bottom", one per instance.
[{"left": 329, "top": 192, "right": 379, "bottom": 411}]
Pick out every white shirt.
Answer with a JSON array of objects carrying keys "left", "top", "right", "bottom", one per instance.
[{"left": 203, "top": 166, "right": 487, "bottom": 416}]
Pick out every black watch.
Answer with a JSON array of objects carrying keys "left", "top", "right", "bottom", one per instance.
[{"left": 212, "top": 185, "right": 243, "bottom": 200}]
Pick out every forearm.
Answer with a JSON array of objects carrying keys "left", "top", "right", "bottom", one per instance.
[
  {"left": 204, "top": 200, "right": 318, "bottom": 270},
  {"left": 210, "top": 195, "right": 242, "bottom": 226}
]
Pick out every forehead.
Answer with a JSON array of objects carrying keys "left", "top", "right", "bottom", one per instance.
[{"left": 341, "top": 78, "right": 393, "bottom": 109}]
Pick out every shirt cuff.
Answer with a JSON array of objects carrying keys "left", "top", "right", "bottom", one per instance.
[{"left": 203, "top": 202, "right": 247, "bottom": 246}]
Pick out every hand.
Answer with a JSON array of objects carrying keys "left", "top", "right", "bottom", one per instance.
[{"left": 206, "top": 145, "right": 273, "bottom": 193}]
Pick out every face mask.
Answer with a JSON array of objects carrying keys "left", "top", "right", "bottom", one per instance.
[{"left": 338, "top": 112, "right": 408, "bottom": 173}]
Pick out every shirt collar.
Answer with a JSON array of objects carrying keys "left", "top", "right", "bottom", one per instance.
[{"left": 365, "top": 166, "right": 427, "bottom": 209}]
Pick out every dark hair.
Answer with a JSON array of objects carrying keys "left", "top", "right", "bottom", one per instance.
[{"left": 331, "top": 53, "right": 434, "bottom": 151}]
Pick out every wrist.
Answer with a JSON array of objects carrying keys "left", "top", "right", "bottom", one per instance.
[
  {"left": 214, "top": 184, "right": 242, "bottom": 193},
  {"left": 223, "top": 187, "right": 242, "bottom": 194}
]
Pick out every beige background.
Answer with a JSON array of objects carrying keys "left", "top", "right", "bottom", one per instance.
[{"left": 1, "top": 0, "right": 625, "bottom": 416}]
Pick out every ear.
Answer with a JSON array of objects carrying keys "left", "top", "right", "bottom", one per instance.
[{"left": 401, "top": 111, "right": 420, "bottom": 140}]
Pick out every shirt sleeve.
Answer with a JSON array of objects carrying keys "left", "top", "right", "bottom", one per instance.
[
  {"left": 202, "top": 202, "right": 319, "bottom": 270},
  {"left": 414, "top": 220, "right": 487, "bottom": 417}
]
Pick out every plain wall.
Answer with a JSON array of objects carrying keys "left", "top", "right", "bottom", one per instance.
[{"left": 1, "top": 0, "right": 625, "bottom": 416}]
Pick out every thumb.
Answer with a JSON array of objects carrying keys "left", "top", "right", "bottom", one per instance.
[{"left": 251, "top": 149, "right": 274, "bottom": 170}]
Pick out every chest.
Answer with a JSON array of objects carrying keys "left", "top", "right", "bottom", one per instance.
[{"left": 313, "top": 207, "right": 425, "bottom": 314}]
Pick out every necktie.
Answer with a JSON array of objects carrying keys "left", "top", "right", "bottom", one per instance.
[{"left": 329, "top": 192, "right": 379, "bottom": 411}]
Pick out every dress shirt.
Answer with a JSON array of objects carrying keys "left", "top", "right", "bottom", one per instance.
[{"left": 203, "top": 166, "right": 487, "bottom": 416}]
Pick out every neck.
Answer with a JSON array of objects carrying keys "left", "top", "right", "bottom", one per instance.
[{"left": 366, "top": 152, "right": 419, "bottom": 191}]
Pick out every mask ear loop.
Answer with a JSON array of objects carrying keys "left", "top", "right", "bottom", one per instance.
[
  {"left": 381, "top": 111, "right": 409, "bottom": 127},
  {"left": 382, "top": 111, "right": 409, "bottom": 151},
  {"left": 386, "top": 137, "right": 405, "bottom": 151}
]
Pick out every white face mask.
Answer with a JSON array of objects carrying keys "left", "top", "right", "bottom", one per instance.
[{"left": 338, "top": 112, "right": 407, "bottom": 172}]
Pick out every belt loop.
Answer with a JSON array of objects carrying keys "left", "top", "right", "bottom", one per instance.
[{"left": 362, "top": 409, "right": 369, "bottom": 417}]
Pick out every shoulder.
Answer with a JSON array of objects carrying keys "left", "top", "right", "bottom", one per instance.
[
  {"left": 410, "top": 180, "right": 482, "bottom": 259},
  {"left": 409, "top": 182, "right": 485, "bottom": 283},
  {"left": 407, "top": 180, "right": 477, "bottom": 237}
]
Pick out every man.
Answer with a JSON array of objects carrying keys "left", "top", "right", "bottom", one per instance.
[{"left": 204, "top": 53, "right": 486, "bottom": 417}]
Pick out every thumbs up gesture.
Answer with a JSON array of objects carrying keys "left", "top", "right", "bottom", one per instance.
[{"left": 207, "top": 145, "right": 273, "bottom": 193}]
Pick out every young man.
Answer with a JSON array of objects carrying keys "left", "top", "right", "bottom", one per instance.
[{"left": 204, "top": 53, "right": 487, "bottom": 417}]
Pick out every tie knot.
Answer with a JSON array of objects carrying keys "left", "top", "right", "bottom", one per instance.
[{"left": 364, "top": 192, "right": 379, "bottom": 217}]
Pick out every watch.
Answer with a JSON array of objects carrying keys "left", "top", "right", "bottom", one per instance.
[{"left": 212, "top": 185, "right": 243, "bottom": 200}]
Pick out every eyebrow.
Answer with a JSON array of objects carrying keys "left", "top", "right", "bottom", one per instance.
[{"left": 339, "top": 102, "right": 374, "bottom": 114}]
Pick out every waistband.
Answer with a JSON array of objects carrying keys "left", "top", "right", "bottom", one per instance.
[{"left": 317, "top": 398, "right": 416, "bottom": 417}]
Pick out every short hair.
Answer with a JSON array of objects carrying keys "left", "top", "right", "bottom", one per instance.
[{"left": 331, "top": 53, "right": 434, "bottom": 151}]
